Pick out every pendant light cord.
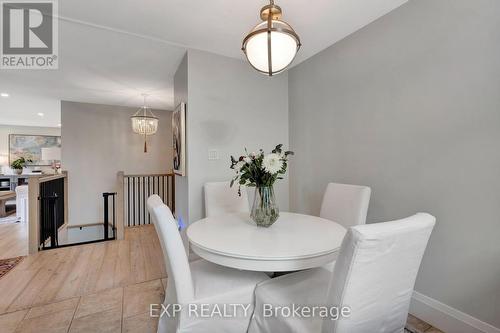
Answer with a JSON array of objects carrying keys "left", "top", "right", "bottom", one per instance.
[
  {"left": 142, "top": 93, "right": 148, "bottom": 116},
  {"left": 142, "top": 94, "right": 148, "bottom": 153}
]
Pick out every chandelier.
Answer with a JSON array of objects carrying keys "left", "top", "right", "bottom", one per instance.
[
  {"left": 131, "top": 94, "right": 158, "bottom": 153},
  {"left": 242, "top": 0, "right": 301, "bottom": 76}
]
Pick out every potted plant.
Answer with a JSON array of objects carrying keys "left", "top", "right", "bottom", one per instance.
[
  {"left": 11, "top": 157, "right": 33, "bottom": 175},
  {"left": 230, "top": 144, "right": 293, "bottom": 227}
]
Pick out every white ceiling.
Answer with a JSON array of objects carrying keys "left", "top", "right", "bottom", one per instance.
[
  {"left": 0, "top": 0, "right": 408, "bottom": 127},
  {"left": 60, "top": 0, "right": 408, "bottom": 64},
  {"left": 0, "top": 20, "right": 186, "bottom": 111},
  {"left": 0, "top": 95, "right": 61, "bottom": 127}
]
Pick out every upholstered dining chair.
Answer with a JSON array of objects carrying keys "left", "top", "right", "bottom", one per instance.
[
  {"left": 248, "top": 213, "right": 436, "bottom": 333},
  {"left": 320, "top": 183, "right": 371, "bottom": 271},
  {"left": 147, "top": 195, "right": 269, "bottom": 333},
  {"left": 16, "top": 185, "right": 29, "bottom": 223},
  {"left": 320, "top": 183, "right": 372, "bottom": 229},
  {"left": 204, "top": 181, "right": 249, "bottom": 217}
]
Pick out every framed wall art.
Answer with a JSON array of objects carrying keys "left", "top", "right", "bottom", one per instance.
[
  {"left": 172, "top": 102, "right": 186, "bottom": 176},
  {"left": 9, "top": 134, "right": 61, "bottom": 166}
]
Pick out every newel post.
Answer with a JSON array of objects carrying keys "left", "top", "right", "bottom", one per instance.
[
  {"left": 28, "top": 176, "right": 41, "bottom": 254},
  {"left": 116, "top": 171, "right": 125, "bottom": 240}
]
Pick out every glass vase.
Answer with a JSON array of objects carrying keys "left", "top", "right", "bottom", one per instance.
[{"left": 251, "top": 186, "right": 279, "bottom": 227}]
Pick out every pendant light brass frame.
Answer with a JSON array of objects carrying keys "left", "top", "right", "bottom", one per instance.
[
  {"left": 242, "top": 0, "right": 301, "bottom": 76},
  {"left": 260, "top": 3, "right": 282, "bottom": 20}
]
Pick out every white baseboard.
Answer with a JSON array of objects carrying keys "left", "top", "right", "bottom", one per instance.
[{"left": 410, "top": 291, "right": 500, "bottom": 333}]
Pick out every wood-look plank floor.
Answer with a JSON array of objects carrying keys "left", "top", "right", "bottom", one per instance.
[
  {"left": 406, "top": 314, "right": 444, "bottom": 333},
  {"left": 0, "top": 221, "right": 27, "bottom": 260},
  {"left": 0, "top": 225, "right": 166, "bottom": 315},
  {"left": 0, "top": 225, "right": 443, "bottom": 333}
]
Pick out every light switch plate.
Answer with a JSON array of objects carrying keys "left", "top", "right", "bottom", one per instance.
[{"left": 208, "top": 149, "right": 219, "bottom": 160}]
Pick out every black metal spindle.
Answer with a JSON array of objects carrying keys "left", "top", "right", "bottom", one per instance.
[
  {"left": 127, "top": 177, "right": 131, "bottom": 227},
  {"left": 151, "top": 175, "right": 154, "bottom": 195},
  {"left": 142, "top": 176, "right": 145, "bottom": 225},
  {"left": 53, "top": 195, "right": 58, "bottom": 247},
  {"left": 161, "top": 175, "right": 165, "bottom": 202},
  {"left": 103, "top": 192, "right": 117, "bottom": 240},
  {"left": 156, "top": 176, "right": 159, "bottom": 197},
  {"left": 132, "top": 177, "right": 136, "bottom": 226},
  {"left": 103, "top": 193, "right": 109, "bottom": 240},
  {"left": 112, "top": 193, "right": 116, "bottom": 238},
  {"left": 138, "top": 177, "right": 141, "bottom": 226},
  {"left": 147, "top": 176, "right": 151, "bottom": 224}
]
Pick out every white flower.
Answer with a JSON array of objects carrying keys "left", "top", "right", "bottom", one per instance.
[
  {"left": 262, "top": 153, "right": 283, "bottom": 174},
  {"left": 251, "top": 151, "right": 263, "bottom": 158},
  {"left": 235, "top": 161, "right": 245, "bottom": 170},
  {"left": 244, "top": 156, "right": 252, "bottom": 163}
]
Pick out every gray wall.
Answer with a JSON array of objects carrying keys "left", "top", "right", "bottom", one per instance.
[
  {"left": 62, "top": 101, "right": 173, "bottom": 226},
  {"left": 289, "top": 0, "right": 500, "bottom": 328},
  {"left": 174, "top": 54, "right": 190, "bottom": 226},
  {"left": 184, "top": 49, "right": 289, "bottom": 223}
]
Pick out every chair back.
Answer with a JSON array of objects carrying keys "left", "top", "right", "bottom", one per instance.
[
  {"left": 147, "top": 195, "right": 169, "bottom": 269},
  {"left": 322, "top": 213, "right": 435, "bottom": 333},
  {"left": 204, "top": 181, "right": 249, "bottom": 217},
  {"left": 16, "top": 185, "right": 29, "bottom": 223},
  {"left": 320, "top": 183, "right": 371, "bottom": 228},
  {"left": 147, "top": 195, "right": 194, "bottom": 304}
]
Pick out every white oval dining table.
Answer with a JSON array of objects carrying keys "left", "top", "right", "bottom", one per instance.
[{"left": 187, "top": 212, "right": 347, "bottom": 272}]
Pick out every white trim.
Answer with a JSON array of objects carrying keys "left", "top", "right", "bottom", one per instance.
[
  {"left": 410, "top": 291, "right": 500, "bottom": 333},
  {"left": 54, "top": 15, "right": 240, "bottom": 62},
  {"left": 57, "top": 15, "right": 188, "bottom": 49}
]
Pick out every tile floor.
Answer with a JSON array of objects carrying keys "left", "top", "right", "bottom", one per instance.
[
  {"left": 0, "top": 278, "right": 165, "bottom": 333},
  {"left": 0, "top": 281, "right": 445, "bottom": 333}
]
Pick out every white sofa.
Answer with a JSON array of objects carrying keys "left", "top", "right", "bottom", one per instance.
[{"left": 16, "top": 185, "right": 29, "bottom": 223}]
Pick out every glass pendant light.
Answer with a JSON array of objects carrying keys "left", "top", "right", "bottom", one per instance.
[
  {"left": 131, "top": 94, "right": 158, "bottom": 153},
  {"left": 242, "top": 0, "right": 301, "bottom": 76}
]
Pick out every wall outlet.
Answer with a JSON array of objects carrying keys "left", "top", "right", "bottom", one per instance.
[{"left": 208, "top": 149, "right": 219, "bottom": 160}]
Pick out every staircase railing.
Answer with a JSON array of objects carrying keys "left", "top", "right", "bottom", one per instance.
[
  {"left": 28, "top": 172, "right": 68, "bottom": 253},
  {"left": 116, "top": 172, "right": 175, "bottom": 239},
  {"left": 102, "top": 192, "right": 117, "bottom": 240}
]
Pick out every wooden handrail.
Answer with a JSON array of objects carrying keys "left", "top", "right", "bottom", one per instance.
[
  {"left": 123, "top": 173, "right": 174, "bottom": 178},
  {"left": 39, "top": 172, "right": 67, "bottom": 183}
]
